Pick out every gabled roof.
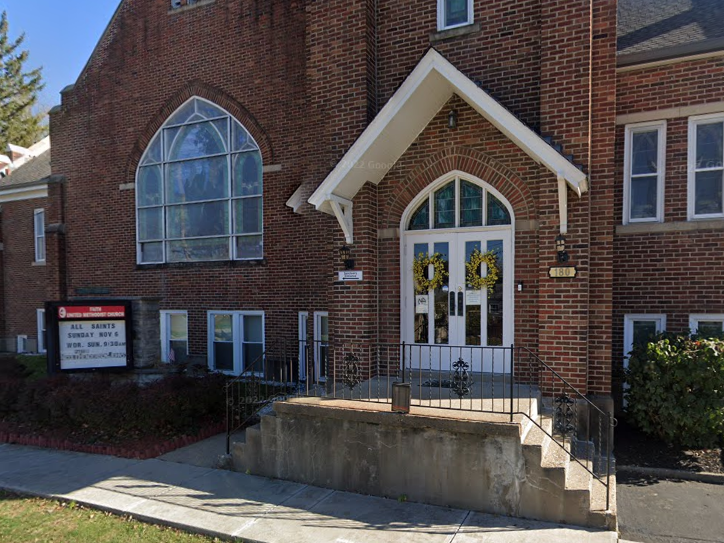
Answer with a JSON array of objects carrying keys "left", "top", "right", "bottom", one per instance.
[
  {"left": 0, "top": 149, "right": 51, "bottom": 189},
  {"left": 308, "top": 48, "right": 587, "bottom": 217},
  {"left": 618, "top": 0, "right": 724, "bottom": 64}
]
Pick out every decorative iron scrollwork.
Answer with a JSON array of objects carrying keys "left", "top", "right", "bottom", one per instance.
[
  {"left": 342, "top": 351, "right": 362, "bottom": 391},
  {"left": 554, "top": 393, "right": 575, "bottom": 436},
  {"left": 450, "top": 357, "right": 473, "bottom": 399}
]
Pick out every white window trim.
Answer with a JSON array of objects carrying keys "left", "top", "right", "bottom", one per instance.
[
  {"left": 36, "top": 309, "right": 46, "bottom": 353},
  {"left": 313, "top": 311, "right": 328, "bottom": 381},
  {"left": 16, "top": 335, "right": 28, "bottom": 354},
  {"left": 34, "top": 208, "right": 45, "bottom": 263},
  {"left": 688, "top": 113, "right": 724, "bottom": 220},
  {"left": 207, "top": 310, "right": 265, "bottom": 375},
  {"left": 623, "top": 314, "right": 666, "bottom": 369},
  {"left": 689, "top": 314, "right": 724, "bottom": 335},
  {"left": 298, "top": 312, "right": 308, "bottom": 380},
  {"left": 136, "top": 96, "right": 263, "bottom": 265},
  {"left": 437, "top": 0, "right": 474, "bottom": 31},
  {"left": 623, "top": 121, "right": 666, "bottom": 224},
  {"left": 160, "top": 310, "right": 188, "bottom": 363}
]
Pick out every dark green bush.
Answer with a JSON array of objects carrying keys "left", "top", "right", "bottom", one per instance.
[
  {"left": 3, "top": 372, "right": 228, "bottom": 443},
  {"left": 625, "top": 334, "right": 724, "bottom": 448}
]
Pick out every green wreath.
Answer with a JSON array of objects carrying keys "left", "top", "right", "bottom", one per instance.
[
  {"left": 413, "top": 252, "right": 448, "bottom": 293},
  {"left": 466, "top": 248, "right": 499, "bottom": 292}
]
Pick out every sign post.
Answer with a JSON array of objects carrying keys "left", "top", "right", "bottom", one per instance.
[{"left": 46, "top": 301, "right": 133, "bottom": 373}]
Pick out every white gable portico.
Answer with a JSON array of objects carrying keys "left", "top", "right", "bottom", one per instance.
[{"left": 306, "top": 48, "right": 588, "bottom": 243}]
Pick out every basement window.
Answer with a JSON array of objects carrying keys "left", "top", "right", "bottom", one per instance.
[
  {"left": 623, "top": 314, "right": 666, "bottom": 369},
  {"left": 689, "top": 314, "right": 724, "bottom": 338},
  {"left": 437, "top": 0, "right": 473, "bottom": 31}
]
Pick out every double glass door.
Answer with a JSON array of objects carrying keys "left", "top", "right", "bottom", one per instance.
[{"left": 404, "top": 230, "right": 512, "bottom": 372}]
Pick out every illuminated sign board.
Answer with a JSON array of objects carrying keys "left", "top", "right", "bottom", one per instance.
[{"left": 46, "top": 301, "right": 133, "bottom": 373}]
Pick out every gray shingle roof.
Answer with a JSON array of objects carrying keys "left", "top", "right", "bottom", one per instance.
[
  {"left": 618, "top": 0, "right": 724, "bottom": 61},
  {"left": 0, "top": 149, "right": 51, "bottom": 190}
]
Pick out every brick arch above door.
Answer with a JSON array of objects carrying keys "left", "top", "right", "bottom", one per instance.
[{"left": 381, "top": 146, "right": 538, "bottom": 230}]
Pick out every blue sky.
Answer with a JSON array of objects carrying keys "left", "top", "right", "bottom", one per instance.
[{"left": 0, "top": 0, "right": 120, "bottom": 109}]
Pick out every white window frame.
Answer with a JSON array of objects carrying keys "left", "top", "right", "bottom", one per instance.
[
  {"left": 688, "top": 113, "right": 724, "bottom": 220},
  {"left": 298, "top": 312, "right": 309, "bottom": 380},
  {"left": 689, "top": 314, "right": 724, "bottom": 336},
  {"left": 623, "top": 314, "right": 666, "bottom": 369},
  {"left": 16, "top": 335, "right": 28, "bottom": 354},
  {"left": 437, "top": 0, "right": 473, "bottom": 31},
  {"left": 136, "top": 96, "right": 263, "bottom": 265},
  {"left": 160, "top": 310, "right": 189, "bottom": 363},
  {"left": 36, "top": 309, "right": 46, "bottom": 353},
  {"left": 207, "top": 311, "right": 265, "bottom": 375},
  {"left": 314, "top": 311, "right": 329, "bottom": 381},
  {"left": 34, "top": 208, "right": 45, "bottom": 263},
  {"left": 623, "top": 121, "right": 666, "bottom": 224}
]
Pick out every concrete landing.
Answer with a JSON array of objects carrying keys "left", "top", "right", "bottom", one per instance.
[{"left": 0, "top": 443, "right": 618, "bottom": 543}]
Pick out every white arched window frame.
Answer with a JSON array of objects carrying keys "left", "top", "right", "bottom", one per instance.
[
  {"left": 136, "top": 97, "right": 263, "bottom": 264},
  {"left": 404, "top": 173, "right": 513, "bottom": 232}
]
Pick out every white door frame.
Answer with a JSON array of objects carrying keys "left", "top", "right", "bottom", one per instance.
[{"left": 399, "top": 171, "right": 515, "bottom": 370}]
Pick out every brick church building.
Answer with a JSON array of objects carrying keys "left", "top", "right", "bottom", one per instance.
[{"left": 2, "top": 0, "right": 724, "bottom": 414}]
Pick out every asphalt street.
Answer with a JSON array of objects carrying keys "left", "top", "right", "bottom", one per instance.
[{"left": 617, "top": 472, "right": 724, "bottom": 543}]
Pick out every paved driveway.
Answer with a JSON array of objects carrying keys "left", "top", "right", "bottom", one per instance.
[{"left": 617, "top": 472, "right": 724, "bottom": 543}]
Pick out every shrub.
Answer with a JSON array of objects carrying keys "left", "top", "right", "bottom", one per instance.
[
  {"left": 625, "top": 333, "right": 724, "bottom": 448},
  {"left": 4, "top": 371, "right": 228, "bottom": 444}
]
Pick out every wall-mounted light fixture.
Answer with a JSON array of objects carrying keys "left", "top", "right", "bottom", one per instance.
[
  {"left": 448, "top": 109, "right": 458, "bottom": 129},
  {"left": 339, "top": 245, "right": 355, "bottom": 270},
  {"left": 555, "top": 234, "right": 569, "bottom": 263}
]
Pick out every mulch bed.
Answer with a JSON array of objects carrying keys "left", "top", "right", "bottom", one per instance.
[
  {"left": 0, "top": 421, "right": 227, "bottom": 459},
  {"left": 614, "top": 418, "right": 724, "bottom": 474}
]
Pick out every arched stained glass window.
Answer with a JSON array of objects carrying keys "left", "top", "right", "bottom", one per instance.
[
  {"left": 137, "top": 97, "right": 262, "bottom": 263},
  {"left": 406, "top": 176, "right": 511, "bottom": 231}
]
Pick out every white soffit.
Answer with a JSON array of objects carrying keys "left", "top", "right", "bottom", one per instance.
[{"left": 308, "top": 48, "right": 588, "bottom": 216}]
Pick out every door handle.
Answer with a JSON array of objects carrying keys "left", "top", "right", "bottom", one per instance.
[
  {"left": 449, "top": 291, "right": 455, "bottom": 316},
  {"left": 458, "top": 292, "right": 464, "bottom": 316}
]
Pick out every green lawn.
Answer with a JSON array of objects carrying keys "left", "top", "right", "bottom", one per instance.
[{"left": 0, "top": 491, "right": 220, "bottom": 543}]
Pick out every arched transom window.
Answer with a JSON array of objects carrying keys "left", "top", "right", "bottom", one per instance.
[
  {"left": 407, "top": 176, "right": 511, "bottom": 231},
  {"left": 136, "top": 97, "right": 262, "bottom": 263}
]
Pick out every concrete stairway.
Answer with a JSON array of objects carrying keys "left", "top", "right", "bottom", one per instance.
[
  {"left": 519, "top": 413, "right": 617, "bottom": 531},
  {"left": 232, "top": 397, "right": 617, "bottom": 532}
]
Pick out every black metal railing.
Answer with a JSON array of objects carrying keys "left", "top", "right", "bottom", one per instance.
[{"left": 224, "top": 340, "right": 615, "bottom": 511}]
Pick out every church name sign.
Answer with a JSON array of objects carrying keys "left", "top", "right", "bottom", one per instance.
[{"left": 46, "top": 301, "right": 133, "bottom": 373}]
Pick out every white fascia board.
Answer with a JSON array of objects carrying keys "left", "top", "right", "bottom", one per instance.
[
  {"left": 436, "top": 58, "right": 588, "bottom": 196},
  {"left": 0, "top": 184, "right": 49, "bottom": 203},
  {"left": 309, "top": 48, "right": 588, "bottom": 216}
]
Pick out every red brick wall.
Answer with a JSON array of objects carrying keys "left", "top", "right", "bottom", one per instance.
[
  {"left": 0, "top": 197, "right": 50, "bottom": 346},
  {"left": 38, "top": 0, "right": 622, "bottom": 397},
  {"left": 49, "top": 0, "right": 337, "bottom": 360},
  {"left": 613, "top": 56, "right": 724, "bottom": 388}
]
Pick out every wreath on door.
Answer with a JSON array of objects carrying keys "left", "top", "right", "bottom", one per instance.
[
  {"left": 413, "top": 252, "right": 448, "bottom": 293},
  {"left": 466, "top": 248, "right": 500, "bottom": 293}
]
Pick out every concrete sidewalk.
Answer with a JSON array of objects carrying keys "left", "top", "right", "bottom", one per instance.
[{"left": 0, "top": 443, "right": 618, "bottom": 542}]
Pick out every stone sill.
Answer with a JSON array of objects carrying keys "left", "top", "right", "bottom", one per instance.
[
  {"left": 32, "top": 261, "right": 46, "bottom": 267},
  {"left": 430, "top": 23, "right": 481, "bottom": 43},
  {"left": 616, "top": 219, "right": 724, "bottom": 235},
  {"left": 137, "top": 258, "right": 266, "bottom": 271},
  {"left": 168, "top": 0, "right": 215, "bottom": 15}
]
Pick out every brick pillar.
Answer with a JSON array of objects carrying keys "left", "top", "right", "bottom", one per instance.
[
  {"left": 45, "top": 177, "right": 67, "bottom": 303},
  {"left": 132, "top": 298, "right": 161, "bottom": 369},
  {"left": 538, "top": 0, "right": 593, "bottom": 394},
  {"left": 329, "top": 184, "right": 379, "bottom": 384}
]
